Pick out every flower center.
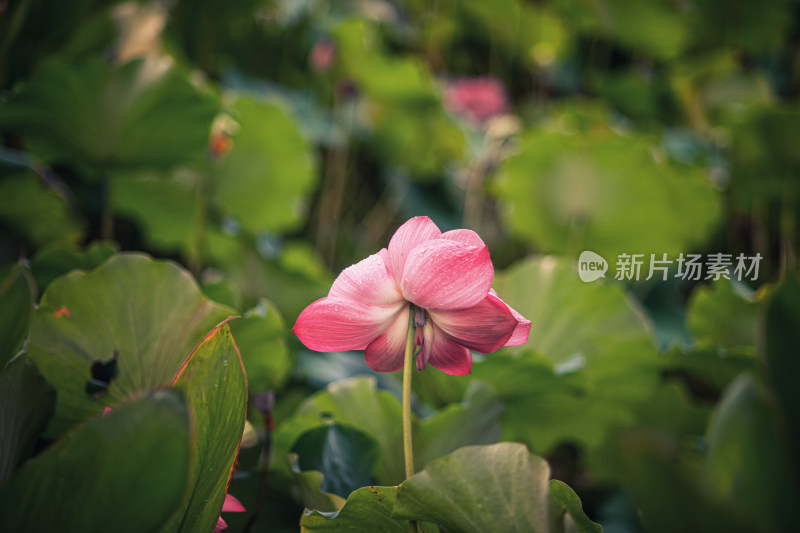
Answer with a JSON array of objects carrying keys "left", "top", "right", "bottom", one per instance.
[
  {"left": 411, "top": 305, "right": 434, "bottom": 371},
  {"left": 413, "top": 304, "right": 427, "bottom": 328}
]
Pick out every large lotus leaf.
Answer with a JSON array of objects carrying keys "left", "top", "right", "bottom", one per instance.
[
  {"left": 274, "top": 376, "right": 404, "bottom": 486},
  {"left": 29, "top": 241, "right": 117, "bottom": 292},
  {"left": 0, "top": 56, "right": 218, "bottom": 172},
  {"left": 214, "top": 95, "right": 317, "bottom": 233},
  {"left": 703, "top": 374, "right": 798, "bottom": 532},
  {"left": 687, "top": 278, "right": 758, "bottom": 354},
  {"left": 759, "top": 274, "right": 800, "bottom": 474},
  {"left": 291, "top": 422, "right": 378, "bottom": 499},
  {"left": 393, "top": 442, "right": 600, "bottom": 533},
  {"left": 492, "top": 124, "right": 721, "bottom": 261},
  {"left": 0, "top": 357, "right": 55, "bottom": 485},
  {"left": 0, "top": 389, "right": 191, "bottom": 533},
  {"left": 0, "top": 171, "right": 83, "bottom": 248},
  {"left": 486, "top": 256, "right": 660, "bottom": 451},
  {"left": 166, "top": 321, "right": 248, "bottom": 533},
  {"left": 26, "top": 253, "right": 235, "bottom": 436},
  {"left": 0, "top": 264, "right": 34, "bottom": 367}
]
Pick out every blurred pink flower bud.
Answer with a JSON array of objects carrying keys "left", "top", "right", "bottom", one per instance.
[
  {"left": 444, "top": 76, "right": 509, "bottom": 125},
  {"left": 310, "top": 38, "right": 336, "bottom": 73}
]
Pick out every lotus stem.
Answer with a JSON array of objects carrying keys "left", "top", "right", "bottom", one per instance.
[{"left": 402, "top": 305, "right": 418, "bottom": 533}]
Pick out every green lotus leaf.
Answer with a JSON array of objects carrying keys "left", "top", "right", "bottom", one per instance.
[
  {"left": 0, "top": 389, "right": 191, "bottom": 533},
  {"left": 26, "top": 253, "right": 234, "bottom": 436},
  {"left": 393, "top": 442, "right": 600, "bottom": 533},
  {"left": 0, "top": 171, "right": 83, "bottom": 249},
  {"left": 493, "top": 123, "right": 721, "bottom": 261},
  {"left": 291, "top": 422, "right": 378, "bottom": 500},
  {"left": 0, "top": 356, "right": 55, "bottom": 485},
  {"left": 0, "top": 264, "right": 35, "bottom": 367},
  {"left": 0, "top": 56, "right": 218, "bottom": 172},
  {"left": 214, "top": 95, "right": 317, "bottom": 233},
  {"left": 166, "top": 321, "right": 249, "bottom": 533},
  {"left": 485, "top": 256, "right": 660, "bottom": 452}
]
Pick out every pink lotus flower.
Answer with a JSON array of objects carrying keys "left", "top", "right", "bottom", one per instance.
[
  {"left": 214, "top": 493, "right": 246, "bottom": 533},
  {"left": 293, "top": 217, "right": 530, "bottom": 375}
]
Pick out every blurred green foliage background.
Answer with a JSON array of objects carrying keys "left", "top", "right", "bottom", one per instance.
[{"left": 1, "top": 0, "right": 799, "bottom": 532}]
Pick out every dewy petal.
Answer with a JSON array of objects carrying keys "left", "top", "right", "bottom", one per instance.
[
  {"left": 387, "top": 216, "right": 441, "bottom": 287},
  {"left": 214, "top": 517, "right": 228, "bottom": 533},
  {"left": 221, "top": 494, "right": 246, "bottom": 513},
  {"left": 428, "top": 294, "right": 517, "bottom": 353},
  {"left": 293, "top": 297, "right": 404, "bottom": 352},
  {"left": 365, "top": 305, "right": 411, "bottom": 372},
  {"left": 440, "top": 229, "right": 485, "bottom": 248},
  {"left": 401, "top": 240, "right": 493, "bottom": 310},
  {"left": 329, "top": 251, "right": 403, "bottom": 306},
  {"left": 489, "top": 289, "right": 532, "bottom": 346},
  {"left": 427, "top": 324, "right": 473, "bottom": 375}
]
